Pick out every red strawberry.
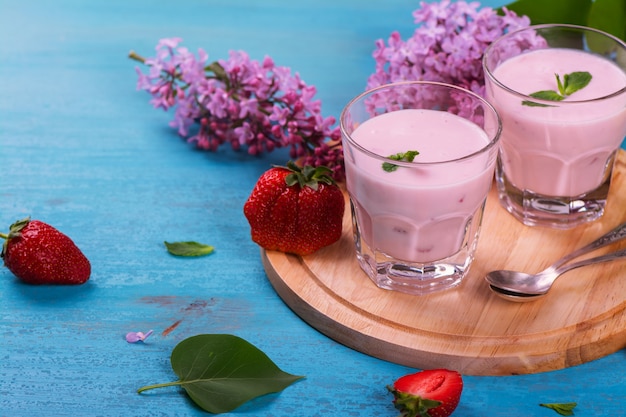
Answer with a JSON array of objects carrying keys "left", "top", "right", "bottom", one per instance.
[
  {"left": 243, "top": 162, "right": 345, "bottom": 256},
  {"left": 1, "top": 217, "right": 91, "bottom": 285},
  {"left": 388, "top": 369, "right": 463, "bottom": 417}
]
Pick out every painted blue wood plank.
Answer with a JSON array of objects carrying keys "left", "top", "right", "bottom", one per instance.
[{"left": 0, "top": 1, "right": 624, "bottom": 416}]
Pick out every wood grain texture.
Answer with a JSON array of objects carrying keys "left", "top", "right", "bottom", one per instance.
[{"left": 263, "top": 150, "right": 626, "bottom": 376}]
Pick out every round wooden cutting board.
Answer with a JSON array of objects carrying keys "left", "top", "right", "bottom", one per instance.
[{"left": 262, "top": 150, "right": 626, "bottom": 376}]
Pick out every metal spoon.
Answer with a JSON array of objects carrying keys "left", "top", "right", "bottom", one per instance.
[{"left": 485, "top": 221, "right": 626, "bottom": 301}]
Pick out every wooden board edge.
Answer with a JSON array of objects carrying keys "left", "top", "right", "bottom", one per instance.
[{"left": 262, "top": 248, "right": 626, "bottom": 375}]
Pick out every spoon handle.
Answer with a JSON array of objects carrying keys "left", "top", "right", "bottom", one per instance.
[
  {"left": 550, "top": 221, "right": 626, "bottom": 269},
  {"left": 554, "top": 247, "right": 626, "bottom": 275}
]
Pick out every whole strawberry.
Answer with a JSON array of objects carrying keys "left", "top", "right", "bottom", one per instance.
[
  {"left": 388, "top": 369, "right": 463, "bottom": 417},
  {"left": 1, "top": 217, "right": 91, "bottom": 285},
  {"left": 244, "top": 162, "right": 345, "bottom": 256}
]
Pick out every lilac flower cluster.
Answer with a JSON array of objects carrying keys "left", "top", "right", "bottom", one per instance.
[
  {"left": 131, "top": 3, "right": 535, "bottom": 181},
  {"left": 366, "top": 0, "right": 532, "bottom": 97},
  {"left": 131, "top": 38, "right": 343, "bottom": 179}
]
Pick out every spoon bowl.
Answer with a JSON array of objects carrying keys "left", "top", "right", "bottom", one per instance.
[
  {"left": 485, "top": 221, "right": 626, "bottom": 301},
  {"left": 487, "top": 248, "right": 626, "bottom": 301}
]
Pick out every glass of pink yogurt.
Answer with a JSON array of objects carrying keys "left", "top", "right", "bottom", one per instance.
[
  {"left": 340, "top": 81, "right": 501, "bottom": 295},
  {"left": 483, "top": 24, "right": 626, "bottom": 229}
]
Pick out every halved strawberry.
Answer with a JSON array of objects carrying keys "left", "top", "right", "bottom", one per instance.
[{"left": 388, "top": 369, "right": 463, "bottom": 417}]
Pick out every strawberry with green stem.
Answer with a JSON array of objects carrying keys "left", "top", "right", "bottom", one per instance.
[
  {"left": 1, "top": 217, "right": 91, "bottom": 285},
  {"left": 244, "top": 162, "right": 345, "bottom": 256}
]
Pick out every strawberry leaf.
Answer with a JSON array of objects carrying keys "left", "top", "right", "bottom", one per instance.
[
  {"left": 137, "top": 334, "right": 304, "bottom": 413},
  {"left": 282, "top": 161, "right": 336, "bottom": 190},
  {"left": 164, "top": 241, "right": 214, "bottom": 257},
  {"left": 540, "top": 402, "right": 578, "bottom": 416}
]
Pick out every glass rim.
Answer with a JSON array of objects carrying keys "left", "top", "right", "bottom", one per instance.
[
  {"left": 339, "top": 81, "right": 502, "bottom": 167},
  {"left": 483, "top": 23, "right": 626, "bottom": 104}
]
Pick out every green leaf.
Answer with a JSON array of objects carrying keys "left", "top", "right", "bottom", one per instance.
[
  {"left": 382, "top": 150, "right": 420, "bottom": 172},
  {"left": 588, "top": 0, "right": 626, "bottom": 41},
  {"left": 530, "top": 90, "right": 564, "bottom": 101},
  {"left": 282, "top": 161, "right": 336, "bottom": 191},
  {"left": 523, "top": 71, "right": 591, "bottom": 107},
  {"left": 522, "top": 90, "right": 563, "bottom": 106},
  {"left": 562, "top": 72, "right": 592, "bottom": 96},
  {"left": 138, "top": 334, "right": 304, "bottom": 413},
  {"left": 164, "top": 241, "right": 215, "bottom": 257},
  {"left": 540, "top": 402, "right": 578, "bottom": 416},
  {"left": 501, "top": 0, "right": 592, "bottom": 25},
  {"left": 556, "top": 74, "right": 566, "bottom": 96},
  {"left": 502, "top": 0, "right": 625, "bottom": 44}
]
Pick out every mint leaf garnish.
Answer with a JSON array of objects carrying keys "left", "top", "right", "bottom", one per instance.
[
  {"left": 522, "top": 90, "right": 564, "bottom": 107},
  {"left": 562, "top": 71, "right": 592, "bottom": 95},
  {"left": 137, "top": 334, "right": 304, "bottom": 413},
  {"left": 164, "top": 241, "right": 215, "bottom": 257},
  {"left": 522, "top": 71, "right": 592, "bottom": 107},
  {"left": 531, "top": 90, "right": 566, "bottom": 102},
  {"left": 539, "top": 402, "right": 578, "bottom": 416},
  {"left": 383, "top": 150, "right": 420, "bottom": 172},
  {"left": 556, "top": 73, "right": 566, "bottom": 95}
]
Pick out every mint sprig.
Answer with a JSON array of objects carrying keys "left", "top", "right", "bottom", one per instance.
[
  {"left": 522, "top": 71, "right": 592, "bottom": 107},
  {"left": 383, "top": 150, "right": 420, "bottom": 172},
  {"left": 540, "top": 402, "right": 578, "bottom": 416},
  {"left": 164, "top": 241, "right": 215, "bottom": 257}
]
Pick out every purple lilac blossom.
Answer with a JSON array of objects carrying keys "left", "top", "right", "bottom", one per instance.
[
  {"left": 126, "top": 330, "right": 154, "bottom": 343},
  {"left": 134, "top": 39, "right": 343, "bottom": 180},
  {"left": 133, "top": 3, "right": 542, "bottom": 181},
  {"left": 366, "top": 0, "right": 532, "bottom": 98}
]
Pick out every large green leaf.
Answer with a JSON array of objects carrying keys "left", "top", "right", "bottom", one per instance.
[
  {"left": 502, "top": 0, "right": 625, "bottom": 42},
  {"left": 587, "top": 0, "right": 626, "bottom": 41},
  {"left": 502, "top": 0, "right": 592, "bottom": 25},
  {"left": 138, "top": 334, "right": 304, "bottom": 413}
]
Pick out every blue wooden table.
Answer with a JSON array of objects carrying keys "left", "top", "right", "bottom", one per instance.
[{"left": 1, "top": 1, "right": 624, "bottom": 416}]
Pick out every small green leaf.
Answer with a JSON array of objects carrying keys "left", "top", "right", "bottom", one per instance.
[
  {"left": 562, "top": 72, "right": 592, "bottom": 96},
  {"left": 282, "top": 161, "right": 335, "bottom": 190},
  {"left": 164, "top": 241, "right": 215, "bottom": 257},
  {"left": 521, "top": 100, "right": 553, "bottom": 107},
  {"left": 556, "top": 74, "right": 566, "bottom": 96},
  {"left": 522, "top": 90, "right": 563, "bottom": 107},
  {"left": 523, "top": 71, "right": 592, "bottom": 107},
  {"left": 382, "top": 150, "right": 420, "bottom": 172},
  {"left": 138, "top": 334, "right": 304, "bottom": 413},
  {"left": 530, "top": 90, "right": 565, "bottom": 101},
  {"left": 540, "top": 402, "right": 577, "bottom": 416}
]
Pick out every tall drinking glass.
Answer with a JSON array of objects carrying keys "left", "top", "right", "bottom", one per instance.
[
  {"left": 483, "top": 24, "right": 626, "bottom": 229},
  {"left": 340, "top": 81, "right": 501, "bottom": 295}
]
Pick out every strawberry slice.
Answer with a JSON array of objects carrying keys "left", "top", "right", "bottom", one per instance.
[{"left": 388, "top": 369, "right": 463, "bottom": 417}]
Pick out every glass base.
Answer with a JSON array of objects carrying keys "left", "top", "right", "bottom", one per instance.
[
  {"left": 495, "top": 163, "right": 612, "bottom": 229},
  {"left": 356, "top": 254, "right": 469, "bottom": 295},
  {"left": 349, "top": 198, "right": 485, "bottom": 296}
]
